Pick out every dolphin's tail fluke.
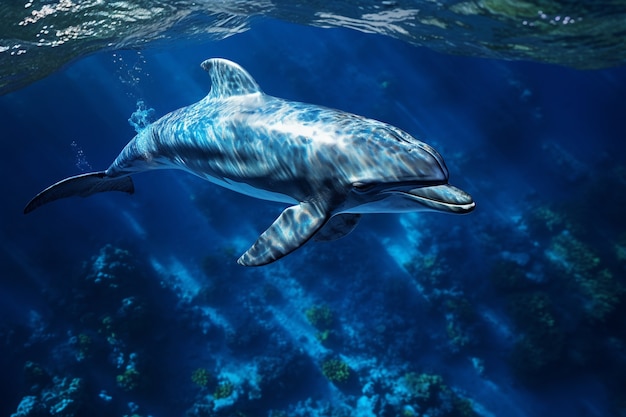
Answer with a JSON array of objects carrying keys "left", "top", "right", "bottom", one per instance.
[{"left": 24, "top": 171, "right": 134, "bottom": 214}]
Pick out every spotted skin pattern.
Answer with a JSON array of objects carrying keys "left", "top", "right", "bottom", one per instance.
[{"left": 24, "top": 58, "right": 475, "bottom": 266}]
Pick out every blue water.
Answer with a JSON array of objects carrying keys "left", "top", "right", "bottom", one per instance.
[{"left": 1, "top": 16, "right": 626, "bottom": 417}]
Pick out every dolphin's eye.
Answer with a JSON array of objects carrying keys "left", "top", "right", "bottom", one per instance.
[{"left": 353, "top": 182, "right": 376, "bottom": 193}]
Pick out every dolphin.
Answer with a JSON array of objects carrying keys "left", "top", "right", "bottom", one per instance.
[{"left": 24, "top": 58, "right": 475, "bottom": 266}]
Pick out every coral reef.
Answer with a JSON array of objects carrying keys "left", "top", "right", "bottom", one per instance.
[
  {"left": 116, "top": 367, "right": 142, "bottom": 392},
  {"left": 22, "top": 361, "right": 51, "bottom": 387},
  {"left": 400, "top": 372, "right": 477, "bottom": 417},
  {"left": 213, "top": 381, "right": 234, "bottom": 399},
  {"left": 614, "top": 233, "right": 626, "bottom": 263},
  {"left": 547, "top": 232, "right": 624, "bottom": 322},
  {"left": 74, "top": 333, "right": 92, "bottom": 362},
  {"left": 9, "top": 244, "right": 194, "bottom": 416},
  {"left": 8, "top": 176, "right": 626, "bottom": 417},
  {"left": 305, "top": 304, "right": 335, "bottom": 345},
  {"left": 321, "top": 358, "right": 351, "bottom": 384},
  {"left": 191, "top": 368, "right": 211, "bottom": 388},
  {"left": 525, "top": 204, "right": 573, "bottom": 237},
  {"left": 444, "top": 297, "right": 477, "bottom": 351},
  {"left": 509, "top": 292, "right": 564, "bottom": 376},
  {"left": 489, "top": 259, "right": 534, "bottom": 292},
  {"left": 305, "top": 304, "right": 334, "bottom": 330},
  {"left": 404, "top": 372, "right": 446, "bottom": 404},
  {"left": 11, "top": 377, "right": 84, "bottom": 417}
]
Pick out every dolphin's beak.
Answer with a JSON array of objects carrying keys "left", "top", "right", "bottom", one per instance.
[{"left": 398, "top": 184, "right": 475, "bottom": 214}]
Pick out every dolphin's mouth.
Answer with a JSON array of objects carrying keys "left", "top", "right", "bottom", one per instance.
[{"left": 394, "top": 184, "right": 475, "bottom": 214}]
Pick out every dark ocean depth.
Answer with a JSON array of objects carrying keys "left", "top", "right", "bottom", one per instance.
[{"left": 2, "top": 14, "right": 626, "bottom": 417}]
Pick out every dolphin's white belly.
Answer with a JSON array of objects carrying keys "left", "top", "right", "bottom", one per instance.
[{"left": 186, "top": 167, "right": 298, "bottom": 205}]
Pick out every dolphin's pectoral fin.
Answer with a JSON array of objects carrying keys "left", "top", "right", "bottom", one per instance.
[
  {"left": 24, "top": 171, "right": 134, "bottom": 214},
  {"left": 237, "top": 202, "right": 329, "bottom": 267},
  {"left": 314, "top": 213, "right": 361, "bottom": 242}
]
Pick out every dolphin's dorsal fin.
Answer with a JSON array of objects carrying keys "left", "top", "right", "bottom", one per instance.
[
  {"left": 201, "top": 58, "right": 262, "bottom": 99},
  {"left": 237, "top": 202, "right": 329, "bottom": 266}
]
